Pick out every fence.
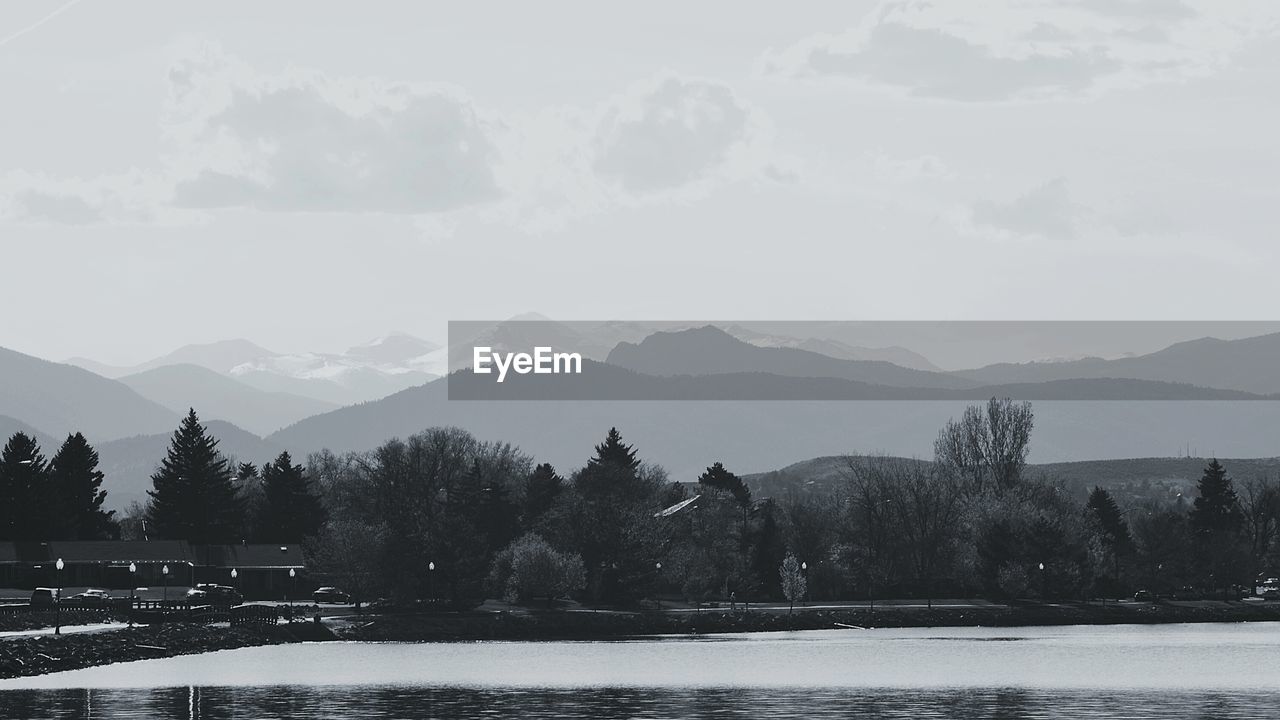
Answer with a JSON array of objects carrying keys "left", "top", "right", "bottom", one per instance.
[{"left": 0, "top": 599, "right": 289, "bottom": 626}]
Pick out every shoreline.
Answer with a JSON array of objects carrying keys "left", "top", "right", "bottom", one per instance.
[
  {"left": 4, "top": 601, "right": 1280, "bottom": 680},
  {"left": 337, "top": 600, "right": 1280, "bottom": 642}
]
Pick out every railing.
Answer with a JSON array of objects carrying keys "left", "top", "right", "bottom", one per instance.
[
  {"left": 1, "top": 598, "right": 290, "bottom": 626},
  {"left": 231, "top": 604, "right": 279, "bottom": 626}
]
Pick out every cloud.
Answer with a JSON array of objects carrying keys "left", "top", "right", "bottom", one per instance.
[
  {"left": 761, "top": 0, "right": 1280, "bottom": 101},
  {"left": 962, "top": 177, "right": 1081, "bottom": 240},
  {"left": 165, "top": 47, "right": 502, "bottom": 214},
  {"left": 592, "top": 76, "right": 754, "bottom": 193},
  {"left": 0, "top": 170, "right": 167, "bottom": 225},
  {"left": 2, "top": 45, "right": 785, "bottom": 232},
  {"left": 484, "top": 73, "right": 790, "bottom": 232}
]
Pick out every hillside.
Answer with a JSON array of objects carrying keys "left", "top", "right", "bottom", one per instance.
[
  {"left": 607, "top": 326, "right": 975, "bottom": 389},
  {"left": 958, "top": 332, "right": 1280, "bottom": 396},
  {"left": 0, "top": 415, "right": 58, "bottom": 453},
  {"left": 118, "top": 364, "right": 337, "bottom": 436},
  {"left": 96, "top": 420, "right": 285, "bottom": 512},
  {"left": 0, "top": 346, "right": 178, "bottom": 442},
  {"left": 742, "top": 454, "right": 1280, "bottom": 509},
  {"left": 269, "top": 367, "right": 1280, "bottom": 492}
]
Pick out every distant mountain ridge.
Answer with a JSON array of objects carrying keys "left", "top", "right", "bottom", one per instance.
[
  {"left": 957, "top": 332, "right": 1280, "bottom": 396},
  {"left": 0, "top": 346, "right": 178, "bottom": 442},
  {"left": 606, "top": 326, "right": 975, "bottom": 390},
  {"left": 118, "top": 364, "right": 337, "bottom": 436},
  {"left": 68, "top": 334, "right": 441, "bottom": 406}
]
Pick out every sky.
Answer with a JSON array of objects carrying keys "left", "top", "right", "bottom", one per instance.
[{"left": 2, "top": 0, "right": 1279, "bottom": 366}]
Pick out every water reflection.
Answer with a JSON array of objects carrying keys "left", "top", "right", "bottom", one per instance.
[{"left": 0, "top": 687, "right": 1274, "bottom": 720}]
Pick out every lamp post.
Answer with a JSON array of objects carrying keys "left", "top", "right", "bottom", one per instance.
[
  {"left": 288, "top": 568, "right": 296, "bottom": 609},
  {"left": 800, "top": 562, "right": 808, "bottom": 607},
  {"left": 1038, "top": 562, "right": 1047, "bottom": 602},
  {"left": 128, "top": 563, "right": 137, "bottom": 627},
  {"left": 428, "top": 562, "right": 435, "bottom": 604},
  {"left": 55, "top": 558, "right": 64, "bottom": 635},
  {"left": 162, "top": 564, "right": 170, "bottom": 602},
  {"left": 231, "top": 568, "right": 238, "bottom": 599}
]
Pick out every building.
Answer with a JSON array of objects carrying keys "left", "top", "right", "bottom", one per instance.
[{"left": 0, "top": 541, "right": 310, "bottom": 600}]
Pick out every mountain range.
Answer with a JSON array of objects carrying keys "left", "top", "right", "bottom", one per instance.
[
  {"left": 69, "top": 333, "right": 441, "bottom": 407},
  {"left": 9, "top": 321, "right": 1280, "bottom": 511}
]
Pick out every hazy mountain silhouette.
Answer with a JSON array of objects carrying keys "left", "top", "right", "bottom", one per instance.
[
  {"left": 723, "top": 325, "right": 942, "bottom": 371},
  {"left": 345, "top": 332, "right": 441, "bottom": 364},
  {"left": 0, "top": 346, "right": 178, "bottom": 441},
  {"left": 445, "top": 359, "right": 1264, "bottom": 401},
  {"left": 118, "top": 364, "right": 338, "bottom": 436},
  {"left": 267, "top": 366, "right": 1280, "bottom": 490},
  {"left": 607, "top": 326, "right": 978, "bottom": 389},
  {"left": 96, "top": 419, "right": 285, "bottom": 512},
  {"left": 0, "top": 414, "right": 58, "bottom": 452},
  {"left": 446, "top": 316, "right": 616, "bottom": 371},
  {"left": 957, "top": 332, "right": 1280, "bottom": 395},
  {"left": 68, "top": 339, "right": 279, "bottom": 378},
  {"left": 70, "top": 335, "right": 439, "bottom": 406}
]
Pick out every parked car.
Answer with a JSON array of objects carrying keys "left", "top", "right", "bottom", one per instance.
[
  {"left": 30, "top": 587, "right": 58, "bottom": 608},
  {"left": 1133, "top": 589, "right": 1156, "bottom": 602},
  {"left": 67, "top": 589, "right": 112, "bottom": 607},
  {"left": 186, "top": 584, "right": 243, "bottom": 604},
  {"left": 313, "top": 587, "right": 352, "bottom": 604}
]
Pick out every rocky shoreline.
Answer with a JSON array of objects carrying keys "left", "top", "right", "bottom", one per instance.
[
  {"left": 0, "top": 621, "right": 334, "bottom": 680},
  {"left": 5, "top": 601, "right": 1280, "bottom": 680},
  {"left": 339, "top": 601, "right": 1280, "bottom": 642}
]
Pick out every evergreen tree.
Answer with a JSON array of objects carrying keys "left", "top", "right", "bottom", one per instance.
[
  {"left": 48, "top": 433, "right": 115, "bottom": 540},
  {"left": 749, "top": 499, "right": 786, "bottom": 599},
  {"left": 0, "top": 433, "right": 50, "bottom": 540},
  {"left": 145, "top": 409, "right": 244, "bottom": 544},
  {"left": 1086, "top": 486, "right": 1131, "bottom": 553},
  {"left": 1188, "top": 459, "right": 1247, "bottom": 595},
  {"left": 1190, "top": 459, "right": 1243, "bottom": 537},
  {"left": 259, "top": 451, "right": 326, "bottom": 542},
  {"left": 589, "top": 427, "right": 640, "bottom": 474},
  {"left": 697, "top": 461, "right": 752, "bottom": 508},
  {"left": 522, "top": 463, "right": 564, "bottom": 526},
  {"left": 576, "top": 427, "right": 645, "bottom": 501},
  {"left": 571, "top": 428, "right": 664, "bottom": 602}
]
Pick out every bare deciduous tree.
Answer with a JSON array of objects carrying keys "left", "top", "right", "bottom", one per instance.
[{"left": 934, "top": 397, "right": 1034, "bottom": 495}]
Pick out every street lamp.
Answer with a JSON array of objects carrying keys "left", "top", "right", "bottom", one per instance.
[
  {"left": 162, "top": 564, "right": 169, "bottom": 602},
  {"left": 231, "top": 568, "right": 238, "bottom": 598},
  {"left": 1038, "top": 562, "right": 1047, "bottom": 602},
  {"left": 428, "top": 562, "right": 435, "bottom": 603},
  {"left": 128, "top": 563, "right": 137, "bottom": 627},
  {"left": 55, "top": 558, "right": 64, "bottom": 635},
  {"left": 288, "top": 568, "right": 296, "bottom": 608}
]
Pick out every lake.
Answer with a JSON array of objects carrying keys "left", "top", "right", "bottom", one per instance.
[{"left": 2, "top": 623, "right": 1278, "bottom": 718}]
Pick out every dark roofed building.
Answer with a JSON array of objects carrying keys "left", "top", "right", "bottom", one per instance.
[{"left": 0, "top": 541, "right": 311, "bottom": 600}]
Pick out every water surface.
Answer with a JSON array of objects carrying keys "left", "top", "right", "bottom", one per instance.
[{"left": 2, "top": 623, "right": 1277, "bottom": 718}]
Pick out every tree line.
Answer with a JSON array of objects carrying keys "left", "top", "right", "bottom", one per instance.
[
  {"left": 0, "top": 409, "right": 327, "bottom": 545},
  {"left": 3, "top": 400, "right": 1277, "bottom": 607}
]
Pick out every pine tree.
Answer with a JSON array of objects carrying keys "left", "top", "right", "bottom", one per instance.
[
  {"left": 1190, "top": 459, "right": 1243, "bottom": 537},
  {"left": 698, "top": 461, "right": 752, "bottom": 508},
  {"left": 523, "top": 463, "right": 564, "bottom": 525},
  {"left": 145, "top": 409, "right": 244, "bottom": 544},
  {"left": 0, "top": 433, "right": 50, "bottom": 540},
  {"left": 259, "top": 451, "right": 326, "bottom": 542},
  {"left": 48, "top": 433, "right": 115, "bottom": 540},
  {"left": 1086, "top": 486, "right": 1131, "bottom": 553},
  {"left": 588, "top": 427, "right": 640, "bottom": 474},
  {"left": 576, "top": 427, "right": 643, "bottom": 499}
]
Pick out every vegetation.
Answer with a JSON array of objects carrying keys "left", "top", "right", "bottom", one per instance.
[{"left": 2, "top": 398, "right": 1279, "bottom": 611}]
